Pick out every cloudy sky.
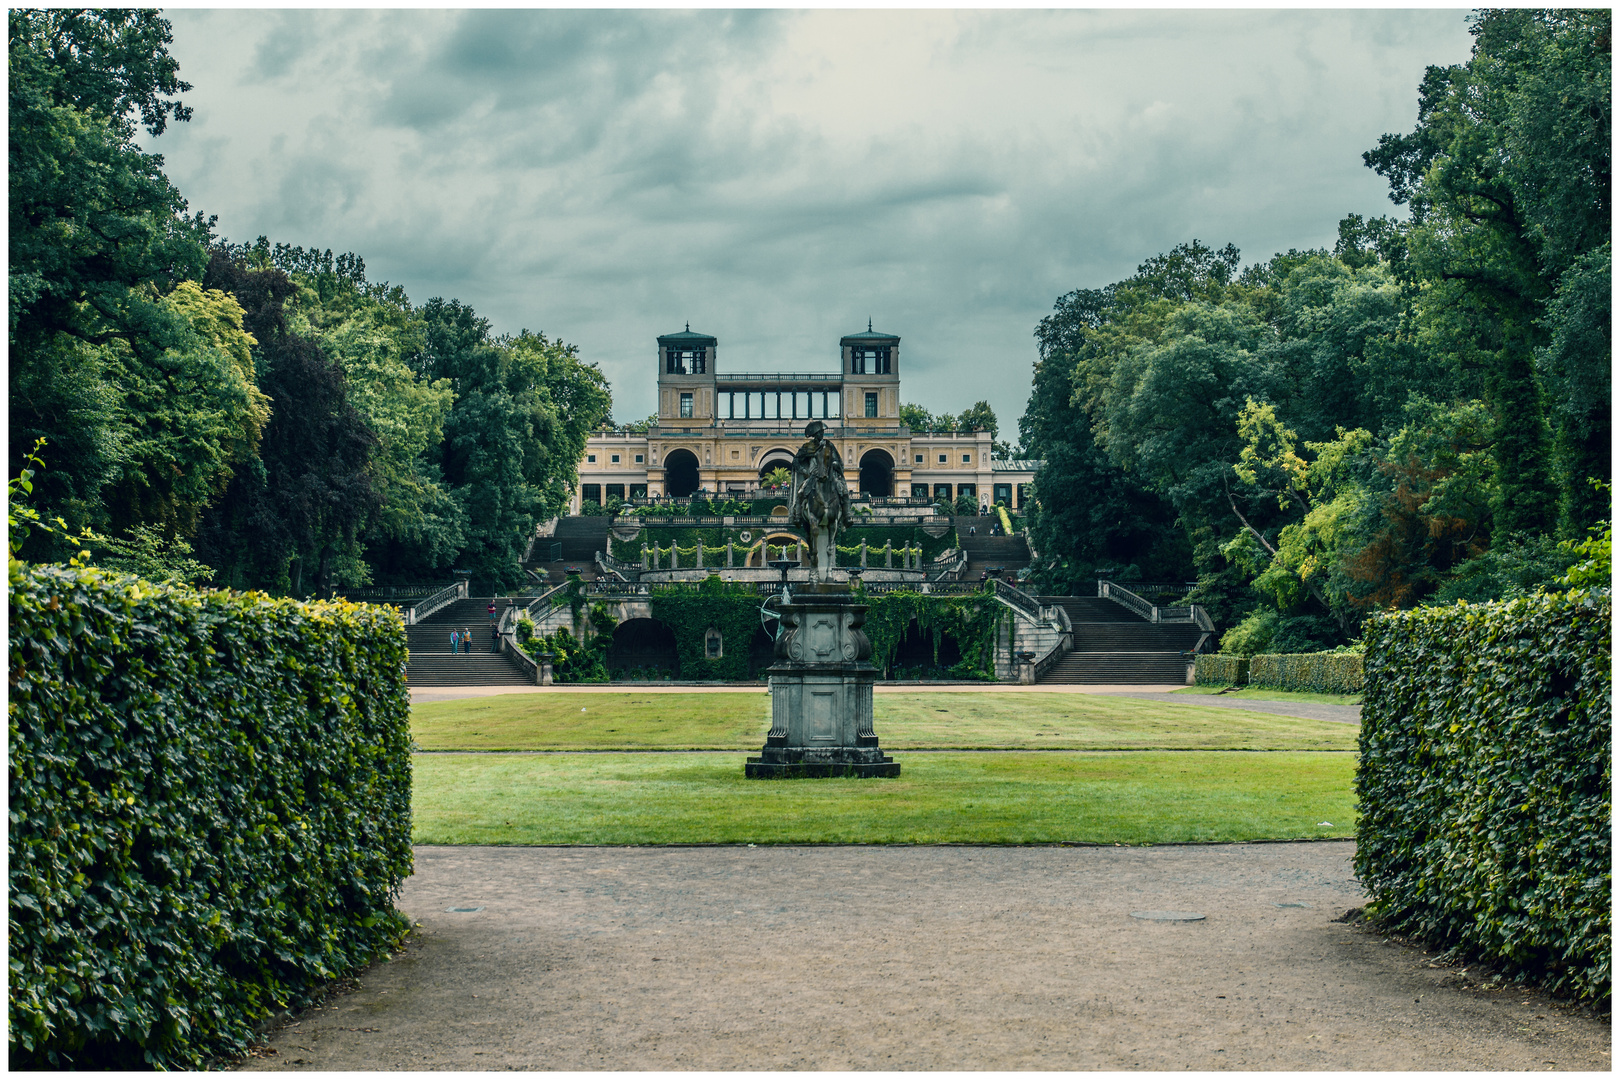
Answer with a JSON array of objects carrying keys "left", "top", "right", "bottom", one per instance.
[{"left": 147, "top": 8, "right": 1475, "bottom": 435}]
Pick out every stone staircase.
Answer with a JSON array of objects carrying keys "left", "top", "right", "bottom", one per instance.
[
  {"left": 407, "top": 597, "right": 534, "bottom": 687},
  {"left": 523, "top": 517, "right": 610, "bottom": 585},
  {"left": 957, "top": 523, "right": 1032, "bottom": 579},
  {"left": 1036, "top": 596, "right": 1201, "bottom": 685}
]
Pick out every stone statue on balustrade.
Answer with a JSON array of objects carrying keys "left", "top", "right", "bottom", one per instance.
[{"left": 787, "top": 420, "right": 852, "bottom": 582}]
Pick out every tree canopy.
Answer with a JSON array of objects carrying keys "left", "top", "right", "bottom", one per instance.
[
  {"left": 10, "top": 13, "right": 613, "bottom": 593},
  {"left": 1019, "top": 11, "right": 1610, "bottom": 650}
]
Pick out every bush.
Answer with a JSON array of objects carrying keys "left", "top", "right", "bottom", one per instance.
[
  {"left": 1194, "top": 654, "right": 1250, "bottom": 686},
  {"left": 1356, "top": 590, "right": 1611, "bottom": 1004},
  {"left": 9, "top": 562, "right": 413, "bottom": 1068},
  {"left": 1217, "top": 607, "right": 1278, "bottom": 655},
  {"left": 1249, "top": 651, "right": 1364, "bottom": 694},
  {"left": 1219, "top": 608, "right": 1346, "bottom": 655}
]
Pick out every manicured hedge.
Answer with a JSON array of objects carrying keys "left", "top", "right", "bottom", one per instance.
[
  {"left": 1250, "top": 650, "right": 1364, "bottom": 694},
  {"left": 1355, "top": 590, "right": 1611, "bottom": 1004},
  {"left": 1194, "top": 654, "right": 1249, "bottom": 686},
  {"left": 9, "top": 562, "right": 414, "bottom": 1068}
]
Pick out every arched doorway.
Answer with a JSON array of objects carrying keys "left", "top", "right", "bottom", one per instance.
[
  {"left": 757, "top": 450, "right": 795, "bottom": 490},
  {"left": 890, "top": 618, "right": 963, "bottom": 678},
  {"left": 607, "top": 618, "right": 680, "bottom": 679},
  {"left": 664, "top": 449, "right": 700, "bottom": 498},
  {"left": 747, "top": 532, "right": 806, "bottom": 567},
  {"left": 859, "top": 448, "right": 894, "bottom": 497}
]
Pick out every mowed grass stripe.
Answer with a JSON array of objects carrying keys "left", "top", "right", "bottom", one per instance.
[
  {"left": 410, "top": 691, "right": 1358, "bottom": 752},
  {"left": 411, "top": 751, "right": 1357, "bottom": 846}
]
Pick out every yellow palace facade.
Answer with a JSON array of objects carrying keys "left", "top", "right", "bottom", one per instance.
[{"left": 573, "top": 324, "right": 1039, "bottom": 513}]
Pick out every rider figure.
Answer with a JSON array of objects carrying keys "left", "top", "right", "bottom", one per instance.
[{"left": 787, "top": 420, "right": 853, "bottom": 582}]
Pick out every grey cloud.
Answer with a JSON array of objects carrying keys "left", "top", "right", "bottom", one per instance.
[{"left": 151, "top": 8, "right": 1472, "bottom": 431}]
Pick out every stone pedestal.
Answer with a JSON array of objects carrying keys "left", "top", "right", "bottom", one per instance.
[{"left": 746, "top": 585, "right": 899, "bottom": 779}]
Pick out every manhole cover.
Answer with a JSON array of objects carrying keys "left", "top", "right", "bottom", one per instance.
[
  {"left": 446, "top": 906, "right": 485, "bottom": 913},
  {"left": 1130, "top": 910, "right": 1205, "bottom": 921},
  {"left": 1275, "top": 902, "right": 1313, "bottom": 909}
]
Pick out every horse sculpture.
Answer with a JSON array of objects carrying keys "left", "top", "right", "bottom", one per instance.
[{"left": 787, "top": 420, "right": 853, "bottom": 582}]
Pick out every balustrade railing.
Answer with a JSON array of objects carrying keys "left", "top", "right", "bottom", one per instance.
[
  {"left": 1097, "top": 580, "right": 1213, "bottom": 631},
  {"left": 338, "top": 582, "right": 457, "bottom": 603},
  {"left": 991, "top": 577, "right": 1044, "bottom": 621},
  {"left": 1033, "top": 639, "right": 1067, "bottom": 681},
  {"left": 403, "top": 580, "right": 466, "bottom": 625},
  {"left": 524, "top": 579, "right": 574, "bottom": 621}
]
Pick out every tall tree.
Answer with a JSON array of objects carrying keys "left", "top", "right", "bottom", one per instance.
[
  {"left": 196, "top": 252, "right": 378, "bottom": 596},
  {"left": 9, "top": 9, "right": 266, "bottom": 553},
  {"left": 1365, "top": 9, "right": 1610, "bottom": 535}
]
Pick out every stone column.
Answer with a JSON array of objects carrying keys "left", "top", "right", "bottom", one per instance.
[
  {"left": 697, "top": 539, "right": 705, "bottom": 568},
  {"left": 885, "top": 540, "right": 892, "bottom": 569},
  {"left": 860, "top": 540, "right": 867, "bottom": 568},
  {"left": 726, "top": 541, "right": 733, "bottom": 568}
]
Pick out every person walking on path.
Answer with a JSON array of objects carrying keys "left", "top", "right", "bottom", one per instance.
[
  {"left": 464, "top": 629, "right": 473, "bottom": 655},
  {"left": 450, "top": 628, "right": 460, "bottom": 655},
  {"left": 490, "top": 624, "right": 500, "bottom": 654},
  {"left": 488, "top": 601, "right": 497, "bottom": 623}
]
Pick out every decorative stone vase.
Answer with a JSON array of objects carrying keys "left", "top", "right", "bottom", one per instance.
[{"left": 746, "top": 584, "right": 899, "bottom": 779}]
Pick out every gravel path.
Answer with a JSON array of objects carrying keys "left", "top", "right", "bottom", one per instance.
[{"left": 237, "top": 843, "right": 1606, "bottom": 1071}]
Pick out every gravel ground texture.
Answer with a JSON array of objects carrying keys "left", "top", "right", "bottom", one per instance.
[{"left": 235, "top": 843, "right": 1608, "bottom": 1071}]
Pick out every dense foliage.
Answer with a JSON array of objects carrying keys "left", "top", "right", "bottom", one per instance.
[
  {"left": 1249, "top": 651, "right": 1365, "bottom": 695},
  {"left": 8, "top": 562, "right": 414, "bottom": 1068},
  {"left": 863, "top": 587, "right": 1002, "bottom": 680},
  {"left": 1020, "top": 11, "right": 1610, "bottom": 644},
  {"left": 1355, "top": 589, "right": 1611, "bottom": 1004},
  {"left": 10, "top": 12, "right": 611, "bottom": 595}
]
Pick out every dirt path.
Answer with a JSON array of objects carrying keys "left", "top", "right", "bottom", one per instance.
[{"left": 237, "top": 843, "right": 1607, "bottom": 1071}]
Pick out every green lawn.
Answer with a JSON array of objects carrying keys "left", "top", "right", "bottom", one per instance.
[
  {"left": 411, "top": 691, "right": 1358, "bottom": 752},
  {"left": 1172, "top": 685, "right": 1363, "bottom": 706},
  {"left": 411, "top": 751, "right": 1357, "bottom": 846}
]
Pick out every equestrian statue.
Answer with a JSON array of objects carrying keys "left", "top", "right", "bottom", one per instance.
[{"left": 787, "top": 420, "right": 853, "bottom": 583}]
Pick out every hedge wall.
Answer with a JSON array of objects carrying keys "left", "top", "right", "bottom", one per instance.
[
  {"left": 1194, "top": 654, "right": 1249, "bottom": 686},
  {"left": 9, "top": 562, "right": 414, "bottom": 1068},
  {"left": 1249, "top": 651, "right": 1364, "bottom": 694},
  {"left": 1356, "top": 590, "right": 1611, "bottom": 1004}
]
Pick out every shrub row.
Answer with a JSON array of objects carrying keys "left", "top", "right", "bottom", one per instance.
[
  {"left": 9, "top": 562, "right": 414, "bottom": 1068},
  {"left": 1193, "top": 654, "right": 1249, "bottom": 685},
  {"left": 1250, "top": 650, "right": 1364, "bottom": 694},
  {"left": 1356, "top": 590, "right": 1611, "bottom": 1004},
  {"left": 613, "top": 524, "right": 957, "bottom": 565}
]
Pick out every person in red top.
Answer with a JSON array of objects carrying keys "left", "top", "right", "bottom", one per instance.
[{"left": 487, "top": 601, "right": 497, "bottom": 622}]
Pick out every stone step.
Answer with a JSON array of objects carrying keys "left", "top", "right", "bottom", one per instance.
[{"left": 1038, "top": 651, "right": 1191, "bottom": 685}]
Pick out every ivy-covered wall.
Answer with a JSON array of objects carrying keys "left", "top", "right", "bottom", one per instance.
[
  {"left": 863, "top": 588, "right": 1001, "bottom": 680},
  {"left": 579, "top": 578, "right": 1001, "bottom": 682},
  {"left": 9, "top": 562, "right": 414, "bottom": 1068},
  {"left": 646, "top": 577, "right": 769, "bottom": 680},
  {"left": 1356, "top": 590, "right": 1611, "bottom": 1004}
]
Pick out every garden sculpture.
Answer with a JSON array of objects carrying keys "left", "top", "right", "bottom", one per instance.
[{"left": 787, "top": 420, "right": 852, "bottom": 582}]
